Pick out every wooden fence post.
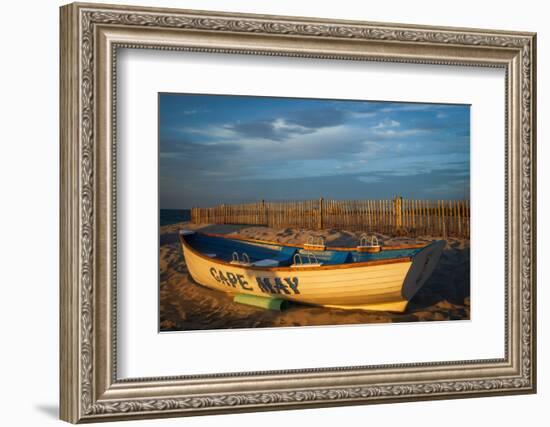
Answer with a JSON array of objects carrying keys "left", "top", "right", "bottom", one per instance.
[
  {"left": 319, "top": 197, "right": 324, "bottom": 230},
  {"left": 261, "top": 199, "right": 266, "bottom": 226},
  {"left": 394, "top": 196, "right": 403, "bottom": 232}
]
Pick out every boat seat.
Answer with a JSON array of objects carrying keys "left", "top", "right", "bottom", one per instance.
[
  {"left": 252, "top": 259, "right": 279, "bottom": 267},
  {"left": 326, "top": 251, "right": 351, "bottom": 265},
  {"left": 256, "top": 247, "right": 295, "bottom": 265},
  {"left": 297, "top": 249, "right": 350, "bottom": 265},
  {"left": 269, "top": 249, "right": 295, "bottom": 260}
]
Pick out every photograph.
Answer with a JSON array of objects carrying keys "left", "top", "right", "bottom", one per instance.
[{"left": 158, "top": 93, "right": 471, "bottom": 331}]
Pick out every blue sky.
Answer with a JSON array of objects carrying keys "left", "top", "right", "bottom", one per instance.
[{"left": 159, "top": 93, "right": 470, "bottom": 209}]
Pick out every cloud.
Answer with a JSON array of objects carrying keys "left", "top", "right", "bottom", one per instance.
[
  {"left": 349, "top": 110, "right": 378, "bottom": 119},
  {"left": 160, "top": 138, "right": 242, "bottom": 156},
  {"left": 179, "top": 125, "right": 236, "bottom": 139},
  {"left": 373, "top": 129, "right": 422, "bottom": 138},
  {"left": 227, "top": 118, "right": 313, "bottom": 141},
  {"left": 221, "top": 107, "right": 352, "bottom": 141},
  {"left": 160, "top": 123, "right": 385, "bottom": 183},
  {"left": 373, "top": 119, "right": 400, "bottom": 129},
  {"left": 286, "top": 107, "right": 348, "bottom": 128},
  {"left": 380, "top": 104, "right": 434, "bottom": 113},
  {"left": 159, "top": 138, "right": 247, "bottom": 180}
]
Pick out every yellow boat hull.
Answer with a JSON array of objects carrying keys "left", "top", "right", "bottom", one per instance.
[{"left": 179, "top": 234, "right": 445, "bottom": 313}]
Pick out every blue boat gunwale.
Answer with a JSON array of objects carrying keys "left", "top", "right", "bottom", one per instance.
[{"left": 178, "top": 232, "right": 419, "bottom": 272}]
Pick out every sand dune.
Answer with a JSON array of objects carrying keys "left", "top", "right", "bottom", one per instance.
[{"left": 159, "top": 222, "right": 470, "bottom": 331}]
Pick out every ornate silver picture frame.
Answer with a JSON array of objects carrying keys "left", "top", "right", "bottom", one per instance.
[{"left": 60, "top": 2, "right": 536, "bottom": 423}]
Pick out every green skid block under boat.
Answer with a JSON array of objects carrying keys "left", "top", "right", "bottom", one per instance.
[{"left": 233, "top": 294, "right": 288, "bottom": 311}]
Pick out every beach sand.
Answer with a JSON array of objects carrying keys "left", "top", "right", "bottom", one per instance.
[{"left": 159, "top": 222, "right": 470, "bottom": 331}]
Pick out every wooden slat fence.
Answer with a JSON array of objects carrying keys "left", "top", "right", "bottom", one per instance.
[{"left": 190, "top": 197, "right": 470, "bottom": 238}]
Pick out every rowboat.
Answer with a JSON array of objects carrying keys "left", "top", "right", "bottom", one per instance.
[{"left": 178, "top": 230, "right": 446, "bottom": 312}]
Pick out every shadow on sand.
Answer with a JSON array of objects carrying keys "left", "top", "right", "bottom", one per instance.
[
  {"left": 408, "top": 243, "right": 470, "bottom": 318},
  {"left": 159, "top": 222, "right": 470, "bottom": 329}
]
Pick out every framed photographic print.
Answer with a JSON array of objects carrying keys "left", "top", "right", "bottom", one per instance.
[{"left": 60, "top": 2, "right": 537, "bottom": 423}]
